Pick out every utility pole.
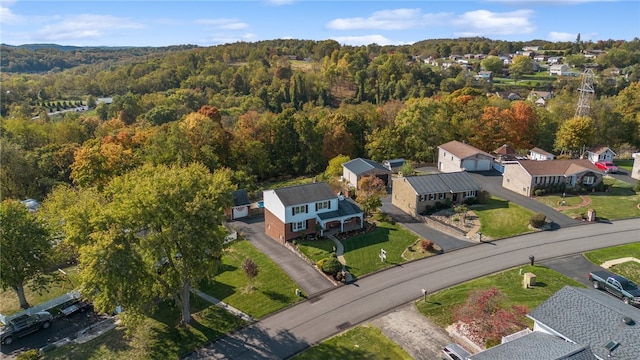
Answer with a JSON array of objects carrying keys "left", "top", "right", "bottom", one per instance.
[{"left": 575, "top": 66, "right": 595, "bottom": 118}]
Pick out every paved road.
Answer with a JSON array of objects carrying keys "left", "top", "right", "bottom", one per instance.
[
  {"left": 229, "top": 216, "right": 335, "bottom": 297},
  {"left": 468, "top": 170, "right": 582, "bottom": 228},
  {"left": 609, "top": 170, "right": 637, "bottom": 186},
  {"left": 185, "top": 218, "right": 640, "bottom": 360}
]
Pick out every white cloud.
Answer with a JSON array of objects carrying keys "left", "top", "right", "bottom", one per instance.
[
  {"left": 36, "top": 14, "right": 143, "bottom": 41},
  {"left": 547, "top": 31, "right": 577, "bottom": 41},
  {"left": 0, "top": 3, "right": 25, "bottom": 24},
  {"left": 195, "top": 18, "right": 248, "bottom": 30},
  {"left": 326, "top": 8, "right": 452, "bottom": 30},
  {"left": 209, "top": 33, "right": 257, "bottom": 45},
  {"left": 330, "top": 34, "right": 402, "bottom": 46},
  {"left": 452, "top": 9, "right": 535, "bottom": 36}
]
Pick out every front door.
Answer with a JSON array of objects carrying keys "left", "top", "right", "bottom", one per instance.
[{"left": 452, "top": 193, "right": 458, "bottom": 202}]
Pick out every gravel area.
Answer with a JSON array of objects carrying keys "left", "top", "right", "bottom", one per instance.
[{"left": 369, "top": 304, "right": 454, "bottom": 360}]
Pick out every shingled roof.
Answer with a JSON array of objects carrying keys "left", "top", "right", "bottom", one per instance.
[
  {"left": 528, "top": 286, "right": 640, "bottom": 360},
  {"left": 438, "top": 140, "right": 494, "bottom": 159},
  {"left": 272, "top": 182, "right": 336, "bottom": 207},
  {"left": 468, "top": 331, "right": 596, "bottom": 360},
  {"left": 516, "top": 159, "right": 601, "bottom": 176},
  {"left": 402, "top": 172, "right": 481, "bottom": 194},
  {"left": 343, "top": 158, "right": 391, "bottom": 175}
]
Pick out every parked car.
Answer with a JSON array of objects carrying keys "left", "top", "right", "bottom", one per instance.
[
  {"left": 60, "top": 298, "right": 92, "bottom": 317},
  {"left": 0, "top": 311, "right": 52, "bottom": 345},
  {"left": 594, "top": 161, "right": 618, "bottom": 173},
  {"left": 588, "top": 270, "right": 640, "bottom": 306},
  {"left": 442, "top": 343, "right": 471, "bottom": 360}
]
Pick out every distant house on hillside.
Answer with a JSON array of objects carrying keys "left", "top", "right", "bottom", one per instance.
[{"left": 549, "top": 64, "right": 569, "bottom": 76}]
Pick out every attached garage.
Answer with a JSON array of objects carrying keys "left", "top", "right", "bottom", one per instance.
[{"left": 462, "top": 159, "right": 491, "bottom": 172}]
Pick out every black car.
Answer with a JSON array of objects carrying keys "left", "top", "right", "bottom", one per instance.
[{"left": 0, "top": 311, "right": 52, "bottom": 345}]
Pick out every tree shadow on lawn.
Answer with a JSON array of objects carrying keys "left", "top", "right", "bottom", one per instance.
[
  {"left": 342, "top": 228, "right": 390, "bottom": 252},
  {"left": 216, "top": 263, "right": 239, "bottom": 276},
  {"left": 197, "top": 279, "right": 237, "bottom": 302},
  {"left": 477, "top": 198, "right": 510, "bottom": 210},
  {"left": 260, "top": 289, "right": 291, "bottom": 304}
]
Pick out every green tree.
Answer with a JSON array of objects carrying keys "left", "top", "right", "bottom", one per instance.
[
  {"left": 480, "top": 56, "right": 503, "bottom": 74},
  {"left": 326, "top": 154, "right": 350, "bottom": 178},
  {"left": 0, "top": 200, "right": 53, "bottom": 309},
  {"left": 356, "top": 175, "right": 387, "bottom": 217},
  {"left": 509, "top": 56, "right": 533, "bottom": 82},
  {"left": 53, "top": 164, "right": 235, "bottom": 325}
]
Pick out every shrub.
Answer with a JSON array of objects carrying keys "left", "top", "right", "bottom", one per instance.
[
  {"left": 476, "top": 190, "right": 491, "bottom": 204},
  {"left": 635, "top": 180, "right": 640, "bottom": 193},
  {"left": 534, "top": 189, "right": 545, "bottom": 196},
  {"left": 316, "top": 258, "right": 327, "bottom": 269},
  {"left": 529, "top": 213, "right": 547, "bottom": 228},
  {"left": 419, "top": 239, "right": 435, "bottom": 252},
  {"left": 322, "top": 256, "right": 343, "bottom": 275},
  {"left": 16, "top": 350, "right": 40, "bottom": 360}
]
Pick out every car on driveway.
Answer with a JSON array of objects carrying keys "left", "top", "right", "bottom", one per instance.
[
  {"left": 1, "top": 311, "right": 52, "bottom": 345},
  {"left": 594, "top": 161, "right": 618, "bottom": 173}
]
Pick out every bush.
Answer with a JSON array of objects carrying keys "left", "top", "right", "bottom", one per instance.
[
  {"left": 322, "top": 256, "right": 343, "bottom": 275},
  {"left": 419, "top": 239, "right": 435, "bottom": 252},
  {"left": 316, "top": 258, "right": 327, "bottom": 269},
  {"left": 17, "top": 349, "right": 41, "bottom": 360},
  {"left": 529, "top": 213, "right": 547, "bottom": 228},
  {"left": 534, "top": 189, "right": 545, "bottom": 196},
  {"left": 476, "top": 190, "right": 491, "bottom": 204},
  {"left": 634, "top": 180, "right": 640, "bottom": 193}
]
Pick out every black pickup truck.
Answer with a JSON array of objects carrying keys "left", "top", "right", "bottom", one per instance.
[
  {"left": 588, "top": 270, "right": 640, "bottom": 306},
  {"left": 0, "top": 311, "right": 52, "bottom": 345}
]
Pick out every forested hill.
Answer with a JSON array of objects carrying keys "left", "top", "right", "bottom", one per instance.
[{"left": 0, "top": 44, "right": 198, "bottom": 73}]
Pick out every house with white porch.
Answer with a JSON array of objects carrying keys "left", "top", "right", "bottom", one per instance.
[{"left": 263, "top": 182, "right": 363, "bottom": 243}]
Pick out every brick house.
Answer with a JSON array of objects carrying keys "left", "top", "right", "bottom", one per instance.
[
  {"left": 391, "top": 172, "right": 482, "bottom": 217},
  {"left": 438, "top": 140, "right": 495, "bottom": 173},
  {"left": 263, "top": 182, "right": 363, "bottom": 244},
  {"left": 502, "top": 159, "right": 603, "bottom": 197},
  {"left": 342, "top": 158, "right": 392, "bottom": 190}
]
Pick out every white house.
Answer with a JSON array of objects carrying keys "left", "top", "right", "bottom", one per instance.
[
  {"left": 528, "top": 147, "right": 555, "bottom": 161},
  {"left": 586, "top": 146, "right": 616, "bottom": 163},
  {"left": 632, "top": 153, "right": 640, "bottom": 180},
  {"left": 263, "top": 182, "right": 363, "bottom": 243},
  {"left": 438, "top": 140, "right": 495, "bottom": 173},
  {"left": 342, "top": 158, "right": 391, "bottom": 190},
  {"left": 549, "top": 64, "right": 569, "bottom": 76}
]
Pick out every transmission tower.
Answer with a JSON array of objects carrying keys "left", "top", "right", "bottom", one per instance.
[{"left": 574, "top": 66, "right": 595, "bottom": 118}]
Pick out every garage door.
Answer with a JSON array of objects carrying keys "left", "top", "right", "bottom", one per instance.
[
  {"left": 232, "top": 206, "right": 248, "bottom": 219},
  {"left": 462, "top": 159, "right": 476, "bottom": 171},
  {"left": 477, "top": 159, "right": 491, "bottom": 171}
]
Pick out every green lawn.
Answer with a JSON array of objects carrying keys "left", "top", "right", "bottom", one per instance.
[
  {"left": 561, "top": 179, "right": 640, "bottom": 220},
  {"left": 44, "top": 295, "right": 245, "bottom": 360},
  {"left": 296, "top": 238, "right": 336, "bottom": 263},
  {"left": 584, "top": 243, "right": 640, "bottom": 283},
  {"left": 342, "top": 222, "right": 419, "bottom": 278},
  {"left": 473, "top": 197, "right": 535, "bottom": 239},
  {"left": 614, "top": 159, "right": 634, "bottom": 172},
  {"left": 416, "top": 265, "right": 585, "bottom": 328},
  {"left": 292, "top": 325, "right": 412, "bottom": 360},
  {"left": 535, "top": 193, "right": 584, "bottom": 208},
  {"left": 198, "top": 238, "right": 302, "bottom": 319},
  {"left": 0, "top": 265, "right": 81, "bottom": 316}
]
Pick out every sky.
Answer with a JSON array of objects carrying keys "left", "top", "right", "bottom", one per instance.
[{"left": 1, "top": 0, "right": 639, "bottom": 47}]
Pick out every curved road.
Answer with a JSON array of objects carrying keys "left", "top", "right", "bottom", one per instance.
[{"left": 186, "top": 218, "right": 640, "bottom": 359}]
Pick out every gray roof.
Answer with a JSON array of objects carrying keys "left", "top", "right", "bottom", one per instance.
[
  {"left": 402, "top": 172, "right": 482, "bottom": 194},
  {"left": 272, "top": 182, "right": 336, "bottom": 207},
  {"left": 528, "top": 286, "right": 640, "bottom": 360},
  {"left": 383, "top": 158, "right": 406, "bottom": 167},
  {"left": 317, "top": 198, "right": 363, "bottom": 220},
  {"left": 232, "top": 189, "right": 250, "bottom": 206},
  {"left": 343, "top": 158, "right": 391, "bottom": 176},
  {"left": 468, "top": 331, "right": 596, "bottom": 360}
]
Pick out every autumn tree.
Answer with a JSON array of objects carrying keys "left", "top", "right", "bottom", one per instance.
[
  {"left": 356, "top": 176, "right": 387, "bottom": 217},
  {"left": 554, "top": 116, "right": 596, "bottom": 156},
  {"left": 453, "top": 287, "right": 528, "bottom": 347},
  {"left": 0, "top": 200, "right": 53, "bottom": 309},
  {"left": 242, "top": 258, "right": 259, "bottom": 289}
]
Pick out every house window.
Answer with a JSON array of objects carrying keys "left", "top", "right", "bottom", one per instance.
[
  {"left": 429, "top": 194, "right": 436, "bottom": 201},
  {"left": 292, "top": 205, "right": 307, "bottom": 215},
  {"left": 316, "top": 201, "right": 330, "bottom": 211},
  {"left": 464, "top": 190, "right": 477, "bottom": 198},
  {"left": 438, "top": 193, "right": 445, "bottom": 200},
  {"left": 583, "top": 176, "right": 595, "bottom": 185},
  {"left": 292, "top": 221, "right": 306, "bottom": 232}
]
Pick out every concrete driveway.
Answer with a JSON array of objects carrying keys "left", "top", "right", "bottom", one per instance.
[
  {"left": 228, "top": 215, "right": 335, "bottom": 297},
  {"left": 467, "top": 170, "right": 582, "bottom": 228}
]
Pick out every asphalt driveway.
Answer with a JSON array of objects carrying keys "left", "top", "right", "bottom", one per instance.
[
  {"left": 467, "top": 170, "right": 582, "bottom": 228},
  {"left": 540, "top": 254, "right": 606, "bottom": 287},
  {"left": 229, "top": 215, "right": 335, "bottom": 297}
]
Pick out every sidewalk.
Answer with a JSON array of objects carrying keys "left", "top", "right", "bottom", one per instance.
[
  {"left": 190, "top": 288, "right": 253, "bottom": 323},
  {"left": 326, "top": 234, "right": 355, "bottom": 283}
]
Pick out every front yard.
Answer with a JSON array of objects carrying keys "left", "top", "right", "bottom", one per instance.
[
  {"left": 535, "top": 178, "right": 640, "bottom": 220},
  {"left": 472, "top": 197, "right": 536, "bottom": 239},
  {"left": 584, "top": 243, "right": 640, "bottom": 283}
]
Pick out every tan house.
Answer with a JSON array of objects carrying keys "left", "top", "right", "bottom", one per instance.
[
  {"left": 632, "top": 153, "right": 640, "bottom": 180},
  {"left": 392, "top": 172, "right": 482, "bottom": 217},
  {"left": 438, "top": 140, "right": 495, "bottom": 173},
  {"left": 502, "top": 159, "right": 603, "bottom": 197}
]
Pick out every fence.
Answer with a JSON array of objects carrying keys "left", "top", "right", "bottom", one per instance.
[{"left": 0, "top": 290, "right": 81, "bottom": 325}]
